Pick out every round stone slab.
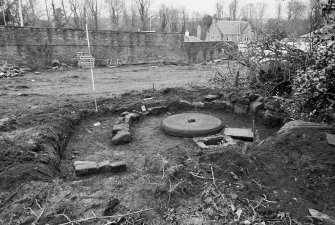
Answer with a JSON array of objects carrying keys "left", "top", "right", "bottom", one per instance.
[{"left": 161, "top": 113, "right": 223, "bottom": 138}]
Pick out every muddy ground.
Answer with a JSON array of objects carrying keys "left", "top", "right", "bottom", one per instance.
[{"left": 0, "top": 65, "right": 334, "bottom": 225}]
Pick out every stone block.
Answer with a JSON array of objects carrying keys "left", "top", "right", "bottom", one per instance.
[
  {"left": 124, "top": 113, "right": 140, "bottom": 123},
  {"left": 121, "top": 111, "right": 130, "bottom": 117},
  {"left": 110, "top": 161, "right": 127, "bottom": 173},
  {"left": 191, "top": 102, "right": 205, "bottom": 108},
  {"left": 326, "top": 133, "right": 335, "bottom": 146},
  {"left": 112, "top": 130, "right": 132, "bottom": 145},
  {"left": 224, "top": 128, "right": 254, "bottom": 141},
  {"left": 75, "top": 161, "right": 98, "bottom": 176},
  {"left": 98, "top": 160, "right": 112, "bottom": 173},
  {"left": 204, "top": 94, "right": 220, "bottom": 102},
  {"left": 112, "top": 123, "right": 130, "bottom": 135}
]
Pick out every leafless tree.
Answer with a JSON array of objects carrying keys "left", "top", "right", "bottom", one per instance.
[
  {"left": 215, "top": 1, "right": 224, "bottom": 19},
  {"left": 22, "top": 0, "right": 40, "bottom": 25},
  {"left": 240, "top": 3, "right": 254, "bottom": 21},
  {"left": 286, "top": 0, "right": 308, "bottom": 36},
  {"left": 105, "top": 0, "right": 124, "bottom": 29},
  {"left": 309, "top": 0, "right": 323, "bottom": 31},
  {"left": 287, "top": 0, "right": 307, "bottom": 21},
  {"left": 254, "top": 2, "right": 267, "bottom": 31},
  {"left": 130, "top": 0, "right": 138, "bottom": 31},
  {"left": 228, "top": 0, "right": 239, "bottom": 20},
  {"left": 69, "top": 0, "right": 88, "bottom": 29},
  {"left": 43, "top": 0, "right": 50, "bottom": 22},
  {"left": 135, "top": 0, "right": 150, "bottom": 30},
  {"left": 158, "top": 4, "right": 169, "bottom": 32},
  {"left": 60, "top": 0, "right": 71, "bottom": 27},
  {"left": 276, "top": 0, "right": 283, "bottom": 20},
  {"left": 88, "top": 0, "right": 100, "bottom": 29},
  {"left": 169, "top": 7, "right": 180, "bottom": 32}
]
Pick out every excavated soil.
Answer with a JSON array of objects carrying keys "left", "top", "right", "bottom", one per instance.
[{"left": 0, "top": 65, "right": 334, "bottom": 224}]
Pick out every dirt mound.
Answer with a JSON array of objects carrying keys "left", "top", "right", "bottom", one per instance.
[
  {"left": 199, "top": 128, "right": 335, "bottom": 223},
  {"left": 0, "top": 112, "right": 83, "bottom": 189}
]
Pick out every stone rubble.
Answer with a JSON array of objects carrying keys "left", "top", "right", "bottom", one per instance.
[
  {"left": 112, "top": 130, "right": 132, "bottom": 145},
  {"left": 224, "top": 128, "right": 254, "bottom": 141},
  {"left": 74, "top": 160, "right": 127, "bottom": 176},
  {"left": 0, "top": 62, "right": 23, "bottom": 78}
]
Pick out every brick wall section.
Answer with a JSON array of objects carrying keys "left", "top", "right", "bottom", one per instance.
[{"left": 0, "top": 26, "right": 234, "bottom": 68}]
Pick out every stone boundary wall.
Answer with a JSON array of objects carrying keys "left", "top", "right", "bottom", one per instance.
[
  {"left": 184, "top": 41, "right": 236, "bottom": 64},
  {"left": 0, "top": 26, "right": 234, "bottom": 68}
]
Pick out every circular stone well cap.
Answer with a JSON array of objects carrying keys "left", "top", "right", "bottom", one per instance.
[{"left": 161, "top": 113, "right": 223, "bottom": 138}]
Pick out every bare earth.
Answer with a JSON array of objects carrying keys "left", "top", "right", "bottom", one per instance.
[{"left": 1, "top": 64, "right": 334, "bottom": 225}]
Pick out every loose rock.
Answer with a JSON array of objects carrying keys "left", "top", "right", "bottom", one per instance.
[
  {"left": 224, "top": 128, "right": 254, "bottom": 141},
  {"left": 124, "top": 113, "right": 139, "bottom": 123},
  {"left": 74, "top": 161, "right": 98, "bottom": 176},
  {"left": 112, "top": 130, "right": 132, "bottom": 145},
  {"left": 204, "top": 94, "right": 220, "bottom": 102},
  {"left": 110, "top": 161, "right": 127, "bottom": 173},
  {"left": 98, "top": 160, "right": 112, "bottom": 173},
  {"left": 112, "top": 123, "right": 130, "bottom": 135},
  {"left": 121, "top": 111, "right": 130, "bottom": 117},
  {"left": 191, "top": 102, "right": 205, "bottom": 108}
]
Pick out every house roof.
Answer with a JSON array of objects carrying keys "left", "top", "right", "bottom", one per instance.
[
  {"left": 215, "top": 20, "right": 249, "bottom": 35},
  {"left": 184, "top": 35, "right": 202, "bottom": 42}
]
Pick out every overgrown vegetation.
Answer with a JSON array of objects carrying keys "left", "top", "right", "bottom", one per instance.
[{"left": 212, "top": 0, "right": 335, "bottom": 123}]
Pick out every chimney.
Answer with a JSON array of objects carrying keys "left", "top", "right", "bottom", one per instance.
[{"left": 185, "top": 29, "right": 189, "bottom": 36}]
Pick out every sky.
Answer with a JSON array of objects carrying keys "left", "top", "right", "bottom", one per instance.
[{"left": 151, "top": 0, "right": 310, "bottom": 18}]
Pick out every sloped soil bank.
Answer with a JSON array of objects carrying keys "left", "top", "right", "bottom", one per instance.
[{"left": 0, "top": 87, "right": 334, "bottom": 224}]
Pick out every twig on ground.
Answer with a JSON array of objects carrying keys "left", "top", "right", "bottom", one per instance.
[
  {"left": 35, "top": 168, "right": 54, "bottom": 178},
  {"left": 254, "top": 199, "right": 263, "bottom": 209},
  {"left": 262, "top": 194, "right": 277, "bottom": 203},
  {"left": 168, "top": 180, "right": 184, "bottom": 203},
  {"left": 162, "top": 164, "right": 165, "bottom": 180},
  {"left": 211, "top": 167, "right": 218, "bottom": 189},
  {"left": 247, "top": 199, "right": 258, "bottom": 222},
  {"left": 189, "top": 172, "right": 208, "bottom": 180},
  {"left": 9, "top": 213, "right": 14, "bottom": 225},
  {"left": 56, "top": 213, "right": 72, "bottom": 222},
  {"left": 257, "top": 140, "right": 265, "bottom": 147},
  {"left": 143, "top": 176, "right": 159, "bottom": 185},
  {"left": 252, "top": 179, "right": 267, "bottom": 189},
  {"left": 58, "top": 208, "right": 154, "bottom": 225},
  {"left": 287, "top": 213, "right": 292, "bottom": 225},
  {"left": 26, "top": 200, "right": 45, "bottom": 224}
]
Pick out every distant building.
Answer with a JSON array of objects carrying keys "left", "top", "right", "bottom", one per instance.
[
  {"left": 184, "top": 30, "right": 202, "bottom": 42},
  {"left": 206, "top": 20, "right": 254, "bottom": 43}
]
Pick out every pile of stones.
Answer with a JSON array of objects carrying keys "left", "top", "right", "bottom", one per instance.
[
  {"left": 0, "top": 62, "right": 23, "bottom": 78},
  {"left": 111, "top": 112, "right": 140, "bottom": 145}
]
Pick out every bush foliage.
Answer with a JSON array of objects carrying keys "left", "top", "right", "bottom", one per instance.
[{"left": 222, "top": 0, "right": 335, "bottom": 123}]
